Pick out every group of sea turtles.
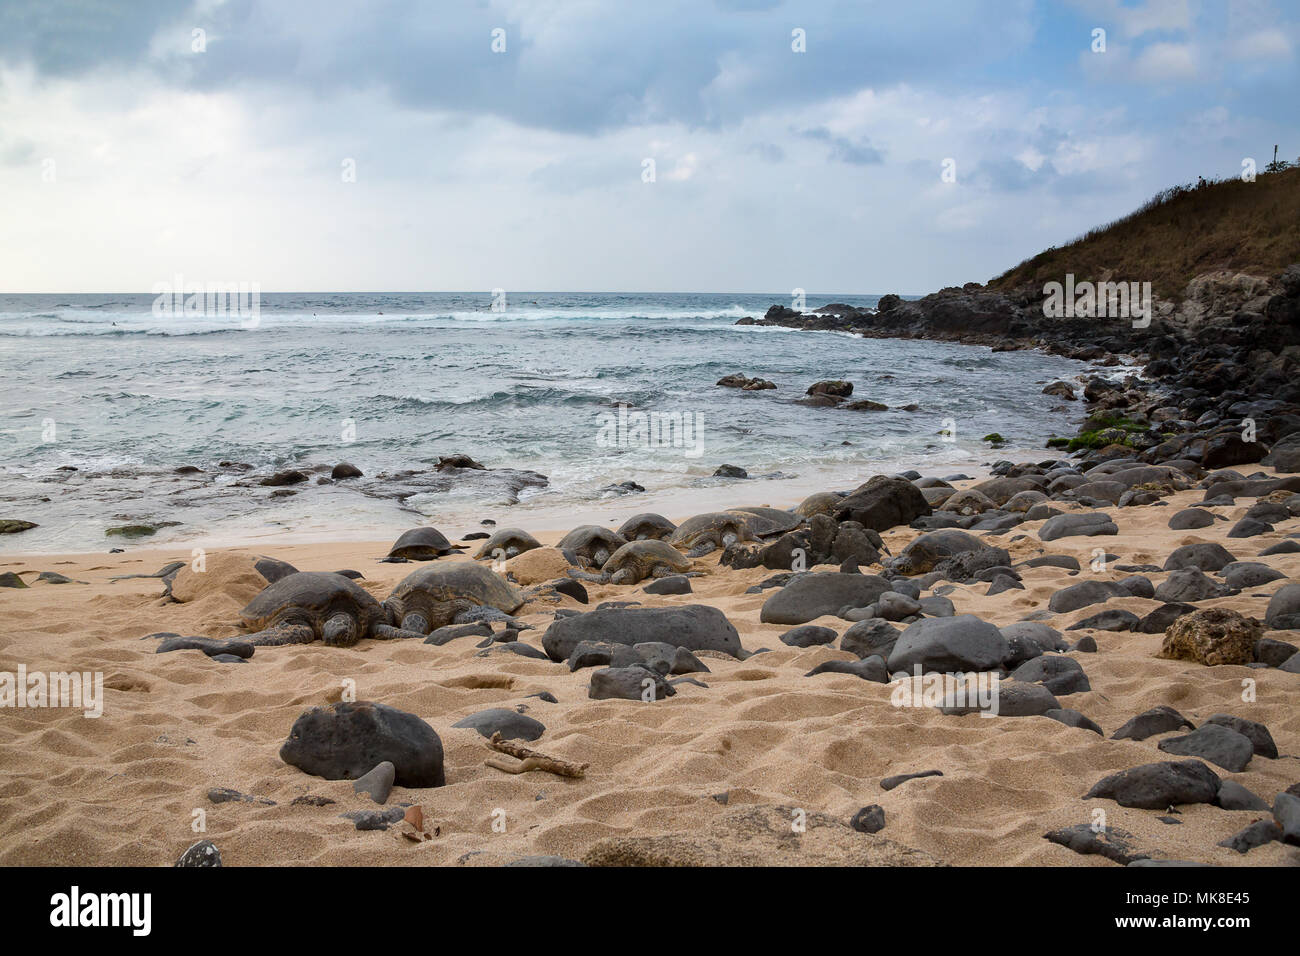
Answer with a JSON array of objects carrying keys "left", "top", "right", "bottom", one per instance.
[
  {"left": 237, "top": 562, "right": 526, "bottom": 647},
  {"left": 195, "top": 504, "right": 814, "bottom": 649}
]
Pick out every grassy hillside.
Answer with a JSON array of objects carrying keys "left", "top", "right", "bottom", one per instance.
[{"left": 989, "top": 165, "right": 1300, "bottom": 300}]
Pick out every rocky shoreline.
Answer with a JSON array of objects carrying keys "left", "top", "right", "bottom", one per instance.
[{"left": 746, "top": 263, "right": 1300, "bottom": 477}]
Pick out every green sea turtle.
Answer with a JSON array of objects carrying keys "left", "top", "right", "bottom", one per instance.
[
  {"left": 794, "top": 491, "right": 845, "bottom": 518},
  {"left": 668, "top": 511, "right": 762, "bottom": 558},
  {"left": 383, "top": 562, "right": 526, "bottom": 634},
  {"left": 727, "top": 506, "right": 803, "bottom": 536},
  {"left": 602, "top": 539, "right": 693, "bottom": 585},
  {"left": 385, "top": 526, "right": 460, "bottom": 560},
  {"left": 617, "top": 513, "right": 678, "bottom": 541},
  {"left": 556, "top": 525, "right": 628, "bottom": 568},
  {"left": 238, "top": 572, "right": 423, "bottom": 647},
  {"left": 474, "top": 527, "right": 542, "bottom": 561}
]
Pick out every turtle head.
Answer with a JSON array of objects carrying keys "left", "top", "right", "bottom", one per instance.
[
  {"left": 382, "top": 598, "right": 402, "bottom": 626},
  {"left": 322, "top": 612, "right": 359, "bottom": 647}
]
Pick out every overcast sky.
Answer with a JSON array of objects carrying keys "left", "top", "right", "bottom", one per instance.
[{"left": 1, "top": 0, "right": 1295, "bottom": 294}]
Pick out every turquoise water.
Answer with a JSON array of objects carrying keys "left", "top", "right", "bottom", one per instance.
[{"left": 0, "top": 292, "right": 1090, "bottom": 551}]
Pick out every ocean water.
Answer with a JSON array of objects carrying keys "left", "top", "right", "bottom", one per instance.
[{"left": 0, "top": 292, "right": 1096, "bottom": 553}]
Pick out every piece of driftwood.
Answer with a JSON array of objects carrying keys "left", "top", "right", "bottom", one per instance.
[{"left": 483, "top": 731, "right": 588, "bottom": 778}]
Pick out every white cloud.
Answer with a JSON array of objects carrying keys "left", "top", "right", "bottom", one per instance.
[
  {"left": 1229, "top": 29, "right": 1293, "bottom": 60},
  {"left": 1068, "top": 0, "right": 1192, "bottom": 39},
  {"left": 1132, "top": 41, "right": 1200, "bottom": 82}
]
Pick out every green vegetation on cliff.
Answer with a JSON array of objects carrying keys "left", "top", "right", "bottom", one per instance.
[{"left": 989, "top": 165, "right": 1300, "bottom": 301}]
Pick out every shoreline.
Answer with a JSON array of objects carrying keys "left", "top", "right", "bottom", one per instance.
[
  {"left": 2, "top": 465, "right": 1298, "bottom": 867},
  {"left": 3, "top": 271, "right": 1298, "bottom": 868},
  {"left": 2, "top": 440, "right": 1066, "bottom": 557}
]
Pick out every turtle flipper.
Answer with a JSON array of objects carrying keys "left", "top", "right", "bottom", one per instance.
[
  {"left": 686, "top": 543, "right": 715, "bottom": 559},
  {"left": 372, "top": 624, "right": 428, "bottom": 641},
  {"left": 246, "top": 624, "right": 316, "bottom": 646}
]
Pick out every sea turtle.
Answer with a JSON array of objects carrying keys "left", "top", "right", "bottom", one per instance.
[
  {"left": 602, "top": 539, "right": 693, "bottom": 585},
  {"left": 668, "top": 511, "right": 762, "bottom": 558},
  {"left": 617, "top": 513, "right": 678, "bottom": 541},
  {"left": 727, "top": 506, "right": 804, "bottom": 536},
  {"left": 385, "top": 526, "right": 459, "bottom": 561},
  {"left": 556, "top": 525, "right": 628, "bottom": 568},
  {"left": 383, "top": 562, "right": 526, "bottom": 634},
  {"left": 794, "top": 491, "right": 845, "bottom": 518},
  {"left": 474, "top": 527, "right": 542, "bottom": 561},
  {"left": 238, "top": 571, "right": 423, "bottom": 647}
]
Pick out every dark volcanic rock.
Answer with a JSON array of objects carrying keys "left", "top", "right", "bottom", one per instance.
[
  {"left": 939, "top": 680, "right": 1059, "bottom": 717},
  {"left": 1274, "top": 792, "right": 1300, "bottom": 845},
  {"left": 1167, "top": 508, "right": 1214, "bottom": 530},
  {"left": 1163, "top": 542, "right": 1235, "bottom": 572},
  {"left": 588, "top": 665, "right": 675, "bottom": 701},
  {"left": 1084, "top": 760, "right": 1221, "bottom": 809},
  {"left": 156, "top": 636, "right": 255, "bottom": 659},
  {"left": 840, "top": 618, "right": 902, "bottom": 660},
  {"left": 880, "top": 770, "right": 943, "bottom": 791},
  {"left": 886, "top": 615, "right": 1010, "bottom": 675},
  {"left": 1112, "top": 705, "right": 1195, "bottom": 741},
  {"left": 542, "top": 605, "right": 742, "bottom": 661},
  {"left": 759, "top": 572, "right": 893, "bottom": 625},
  {"left": 644, "top": 575, "right": 691, "bottom": 595},
  {"left": 1038, "top": 512, "right": 1118, "bottom": 542},
  {"left": 805, "top": 656, "right": 888, "bottom": 682},
  {"left": 1202, "top": 714, "right": 1278, "bottom": 759},
  {"left": 1009, "top": 654, "right": 1091, "bottom": 695},
  {"left": 1218, "top": 820, "right": 1282, "bottom": 854},
  {"left": 1254, "top": 637, "right": 1298, "bottom": 668},
  {"left": 1214, "top": 780, "right": 1271, "bottom": 812},
  {"left": 279, "top": 701, "right": 445, "bottom": 787},
  {"left": 1048, "top": 579, "right": 1127, "bottom": 614},
  {"left": 1154, "top": 568, "right": 1233, "bottom": 603},
  {"left": 452, "top": 708, "right": 546, "bottom": 742},
  {"left": 1265, "top": 582, "right": 1300, "bottom": 630},
  {"left": 832, "top": 475, "right": 932, "bottom": 532},
  {"left": 1044, "top": 708, "right": 1104, "bottom": 735},
  {"left": 1136, "top": 602, "right": 1196, "bottom": 633},
  {"left": 1044, "top": 824, "right": 1150, "bottom": 865},
  {"left": 780, "top": 625, "right": 838, "bottom": 648},
  {"left": 850, "top": 805, "right": 886, "bottom": 833},
  {"left": 1157, "top": 724, "right": 1254, "bottom": 772},
  {"left": 1220, "top": 561, "right": 1284, "bottom": 590},
  {"left": 1068, "top": 608, "right": 1141, "bottom": 632}
]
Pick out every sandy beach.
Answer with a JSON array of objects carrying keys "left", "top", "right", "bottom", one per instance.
[{"left": 3, "top": 468, "right": 1297, "bottom": 867}]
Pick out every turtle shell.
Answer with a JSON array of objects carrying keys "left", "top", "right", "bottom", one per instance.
[
  {"left": 385, "top": 562, "right": 525, "bottom": 631},
  {"left": 473, "top": 528, "right": 542, "bottom": 560},
  {"left": 668, "top": 511, "right": 759, "bottom": 548},
  {"left": 726, "top": 506, "right": 803, "bottom": 537},
  {"left": 556, "top": 525, "right": 627, "bottom": 566},
  {"left": 617, "top": 513, "right": 678, "bottom": 541},
  {"left": 602, "top": 539, "right": 692, "bottom": 578},
  {"left": 239, "top": 571, "right": 385, "bottom": 636},
  {"left": 793, "top": 491, "right": 845, "bottom": 518},
  {"left": 386, "top": 526, "right": 456, "bottom": 560}
]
